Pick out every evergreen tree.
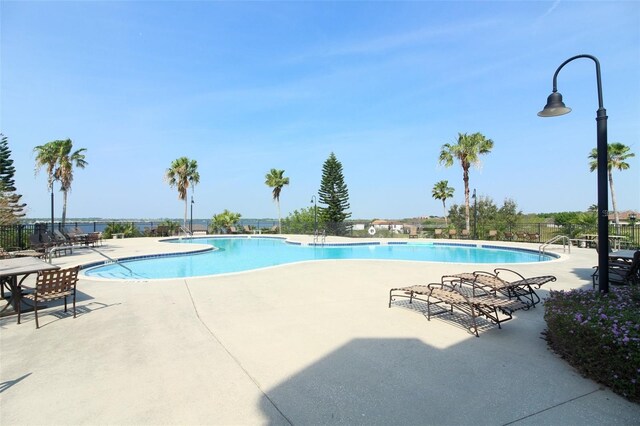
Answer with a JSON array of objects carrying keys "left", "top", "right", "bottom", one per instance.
[
  {"left": 318, "top": 152, "right": 351, "bottom": 235},
  {"left": 0, "top": 134, "right": 26, "bottom": 224}
]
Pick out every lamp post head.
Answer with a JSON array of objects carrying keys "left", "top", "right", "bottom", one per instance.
[{"left": 538, "top": 91, "right": 572, "bottom": 117}]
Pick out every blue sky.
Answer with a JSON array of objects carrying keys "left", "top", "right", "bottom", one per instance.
[{"left": 1, "top": 1, "right": 639, "bottom": 220}]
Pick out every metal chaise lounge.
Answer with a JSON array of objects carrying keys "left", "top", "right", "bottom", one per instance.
[
  {"left": 388, "top": 281, "right": 528, "bottom": 337},
  {"left": 441, "top": 268, "right": 556, "bottom": 308},
  {"left": 592, "top": 250, "right": 640, "bottom": 288}
]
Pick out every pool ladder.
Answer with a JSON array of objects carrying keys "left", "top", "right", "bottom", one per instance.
[
  {"left": 313, "top": 229, "right": 326, "bottom": 245},
  {"left": 539, "top": 235, "right": 571, "bottom": 259},
  {"left": 178, "top": 226, "right": 193, "bottom": 239}
]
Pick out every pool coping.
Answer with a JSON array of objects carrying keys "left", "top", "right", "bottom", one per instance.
[{"left": 80, "top": 235, "right": 562, "bottom": 280}]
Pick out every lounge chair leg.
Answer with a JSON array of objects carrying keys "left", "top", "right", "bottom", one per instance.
[
  {"left": 17, "top": 290, "right": 21, "bottom": 325},
  {"left": 469, "top": 305, "right": 479, "bottom": 337},
  {"left": 34, "top": 304, "right": 39, "bottom": 329}
]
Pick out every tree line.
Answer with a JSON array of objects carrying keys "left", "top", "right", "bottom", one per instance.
[
  {"left": 431, "top": 132, "right": 634, "bottom": 229},
  {"left": 165, "top": 151, "right": 353, "bottom": 236},
  {"left": 0, "top": 131, "right": 633, "bottom": 237}
]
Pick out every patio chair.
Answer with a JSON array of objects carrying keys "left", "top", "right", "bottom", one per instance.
[
  {"left": 488, "top": 230, "right": 498, "bottom": 240},
  {"left": 527, "top": 232, "right": 540, "bottom": 243},
  {"left": 53, "top": 230, "right": 72, "bottom": 245},
  {"left": 460, "top": 229, "right": 470, "bottom": 239},
  {"left": 515, "top": 231, "right": 527, "bottom": 241},
  {"left": 0, "top": 247, "right": 14, "bottom": 259},
  {"left": 408, "top": 227, "right": 419, "bottom": 239},
  {"left": 434, "top": 229, "right": 443, "bottom": 239},
  {"left": 3, "top": 247, "right": 45, "bottom": 259},
  {"left": 388, "top": 281, "right": 527, "bottom": 337},
  {"left": 442, "top": 268, "right": 557, "bottom": 308},
  {"left": 448, "top": 229, "right": 457, "bottom": 239},
  {"left": 592, "top": 250, "right": 640, "bottom": 288},
  {"left": 28, "top": 233, "right": 55, "bottom": 254},
  {"left": 18, "top": 266, "right": 79, "bottom": 329},
  {"left": 503, "top": 231, "right": 514, "bottom": 241},
  {"left": 84, "top": 232, "right": 102, "bottom": 247}
]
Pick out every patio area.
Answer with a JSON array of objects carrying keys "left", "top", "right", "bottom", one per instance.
[{"left": 1, "top": 237, "right": 639, "bottom": 425}]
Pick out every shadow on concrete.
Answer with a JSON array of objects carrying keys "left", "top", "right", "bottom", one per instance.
[
  {"left": 16, "top": 300, "right": 120, "bottom": 329},
  {"left": 389, "top": 298, "right": 495, "bottom": 336},
  {"left": 258, "top": 336, "right": 637, "bottom": 425},
  {"left": 0, "top": 373, "right": 31, "bottom": 394}
]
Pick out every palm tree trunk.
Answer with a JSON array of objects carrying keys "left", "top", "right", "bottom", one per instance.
[
  {"left": 463, "top": 166, "right": 470, "bottom": 231},
  {"left": 184, "top": 198, "right": 188, "bottom": 229},
  {"left": 277, "top": 200, "right": 282, "bottom": 234},
  {"left": 442, "top": 200, "right": 448, "bottom": 226},
  {"left": 609, "top": 170, "right": 619, "bottom": 225},
  {"left": 62, "top": 189, "right": 68, "bottom": 229}
]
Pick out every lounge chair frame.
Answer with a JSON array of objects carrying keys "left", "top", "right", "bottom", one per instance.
[
  {"left": 592, "top": 250, "right": 640, "bottom": 288},
  {"left": 389, "top": 282, "right": 527, "bottom": 337},
  {"left": 442, "top": 268, "right": 556, "bottom": 308}
]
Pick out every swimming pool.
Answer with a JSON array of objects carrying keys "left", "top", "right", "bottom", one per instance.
[{"left": 82, "top": 237, "right": 556, "bottom": 280}]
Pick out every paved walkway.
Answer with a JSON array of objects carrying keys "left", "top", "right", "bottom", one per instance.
[{"left": 1, "top": 236, "right": 639, "bottom": 425}]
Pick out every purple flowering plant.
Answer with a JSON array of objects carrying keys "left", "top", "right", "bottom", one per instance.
[{"left": 544, "top": 285, "right": 640, "bottom": 402}]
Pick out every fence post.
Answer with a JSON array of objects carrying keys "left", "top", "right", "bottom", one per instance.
[
  {"left": 538, "top": 223, "right": 542, "bottom": 242},
  {"left": 18, "top": 224, "right": 24, "bottom": 249}
]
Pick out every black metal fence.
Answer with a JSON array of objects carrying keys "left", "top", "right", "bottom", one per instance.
[{"left": 1, "top": 220, "right": 638, "bottom": 250}]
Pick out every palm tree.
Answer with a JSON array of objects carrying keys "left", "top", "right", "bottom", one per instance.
[
  {"left": 438, "top": 132, "right": 494, "bottom": 231},
  {"left": 432, "top": 180, "right": 455, "bottom": 226},
  {"left": 265, "top": 168, "right": 289, "bottom": 234},
  {"left": 53, "top": 139, "right": 88, "bottom": 227},
  {"left": 589, "top": 142, "right": 635, "bottom": 225},
  {"left": 34, "top": 141, "right": 62, "bottom": 230},
  {"left": 165, "top": 157, "right": 200, "bottom": 229}
]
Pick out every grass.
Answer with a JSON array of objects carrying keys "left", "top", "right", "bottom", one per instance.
[{"left": 544, "top": 286, "right": 640, "bottom": 402}]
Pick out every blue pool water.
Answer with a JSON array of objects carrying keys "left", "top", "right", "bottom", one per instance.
[{"left": 83, "top": 237, "right": 555, "bottom": 280}]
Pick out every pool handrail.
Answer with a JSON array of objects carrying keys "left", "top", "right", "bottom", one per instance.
[{"left": 539, "top": 235, "right": 570, "bottom": 259}]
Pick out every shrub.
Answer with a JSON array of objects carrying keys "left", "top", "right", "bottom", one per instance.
[
  {"left": 544, "top": 286, "right": 640, "bottom": 402},
  {"left": 103, "top": 222, "right": 141, "bottom": 239}
]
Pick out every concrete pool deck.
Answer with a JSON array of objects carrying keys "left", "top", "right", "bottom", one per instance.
[{"left": 1, "top": 235, "right": 639, "bottom": 425}]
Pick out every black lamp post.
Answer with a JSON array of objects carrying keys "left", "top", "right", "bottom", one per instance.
[
  {"left": 50, "top": 190, "right": 55, "bottom": 234},
  {"left": 538, "top": 54, "right": 609, "bottom": 293},
  {"left": 190, "top": 195, "right": 194, "bottom": 233},
  {"left": 472, "top": 189, "right": 478, "bottom": 240},
  {"left": 310, "top": 195, "right": 317, "bottom": 235}
]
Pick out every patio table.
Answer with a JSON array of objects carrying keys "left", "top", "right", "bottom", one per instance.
[{"left": 0, "top": 257, "right": 59, "bottom": 318}]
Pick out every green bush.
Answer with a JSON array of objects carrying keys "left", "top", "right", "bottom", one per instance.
[
  {"left": 103, "top": 222, "right": 141, "bottom": 239},
  {"left": 544, "top": 286, "right": 640, "bottom": 402}
]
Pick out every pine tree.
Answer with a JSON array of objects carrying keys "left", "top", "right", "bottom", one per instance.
[
  {"left": 318, "top": 152, "right": 351, "bottom": 235},
  {"left": 0, "top": 134, "right": 26, "bottom": 224}
]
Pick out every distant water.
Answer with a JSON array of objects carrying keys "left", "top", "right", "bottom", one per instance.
[{"left": 24, "top": 218, "right": 278, "bottom": 234}]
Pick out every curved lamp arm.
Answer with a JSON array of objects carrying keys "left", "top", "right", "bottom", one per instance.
[{"left": 551, "top": 54, "right": 604, "bottom": 110}]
